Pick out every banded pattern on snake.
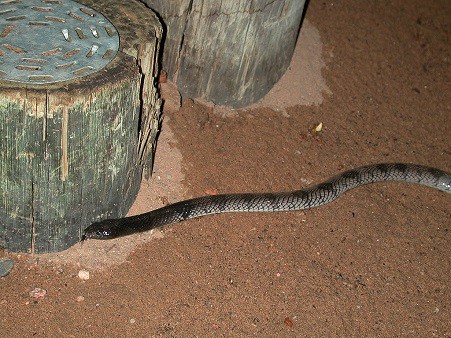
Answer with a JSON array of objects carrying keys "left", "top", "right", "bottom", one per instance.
[{"left": 82, "top": 163, "right": 450, "bottom": 240}]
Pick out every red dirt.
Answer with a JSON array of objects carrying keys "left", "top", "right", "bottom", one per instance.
[{"left": 1, "top": 0, "right": 450, "bottom": 336}]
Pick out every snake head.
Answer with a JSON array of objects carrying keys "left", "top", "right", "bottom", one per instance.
[{"left": 82, "top": 219, "right": 122, "bottom": 240}]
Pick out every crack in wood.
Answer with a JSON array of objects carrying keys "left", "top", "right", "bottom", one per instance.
[
  {"left": 61, "top": 106, "right": 69, "bottom": 181},
  {"left": 31, "top": 179, "right": 35, "bottom": 255},
  {"left": 173, "top": 0, "right": 193, "bottom": 83},
  {"left": 137, "top": 41, "right": 161, "bottom": 178}
]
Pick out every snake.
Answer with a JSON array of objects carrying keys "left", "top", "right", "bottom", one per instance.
[{"left": 82, "top": 163, "right": 451, "bottom": 240}]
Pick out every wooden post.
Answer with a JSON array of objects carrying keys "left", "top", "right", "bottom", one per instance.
[
  {"left": 144, "top": 0, "right": 306, "bottom": 107},
  {"left": 0, "top": 0, "right": 162, "bottom": 253}
]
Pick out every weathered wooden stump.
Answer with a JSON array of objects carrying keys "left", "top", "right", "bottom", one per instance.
[
  {"left": 143, "top": 0, "right": 306, "bottom": 107},
  {"left": 0, "top": 0, "right": 162, "bottom": 253}
]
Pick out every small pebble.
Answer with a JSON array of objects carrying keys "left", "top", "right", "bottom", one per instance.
[
  {"left": 78, "top": 270, "right": 90, "bottom": 280},
  {"left": 158, "top": 70, "right": 167, "bottom": 83},
  {"left": 0, "top": 258, "right": 14, "bottom": 277},
  {"left": 76, "top": 296, "right": 85, "bottom": 302},
  {"left": 29, "top": 288, "right": 47, "bottom": 299}
]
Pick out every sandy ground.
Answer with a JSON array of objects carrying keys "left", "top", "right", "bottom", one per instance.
[{"left": 1, "top": 0, "right": 450, "bottom": 336}]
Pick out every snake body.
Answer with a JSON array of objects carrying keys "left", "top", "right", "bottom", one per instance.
[{"left": 82, "top": 163, "right": 451, "bottom": 240}]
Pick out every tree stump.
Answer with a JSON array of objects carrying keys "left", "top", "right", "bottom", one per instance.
[
  {"left": 143, "top": 0, "right": 306, "bottom": 107},
  {"left": 0, "top": 0, "right": 162, "bottom": 253}
]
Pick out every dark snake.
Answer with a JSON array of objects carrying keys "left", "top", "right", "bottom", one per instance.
[{"left": 82, "top": 163, "right": 451, "bottom": 240}]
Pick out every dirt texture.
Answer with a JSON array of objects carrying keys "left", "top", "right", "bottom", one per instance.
[{"left": 1, "top": 0, "right": 450, "bottom": 337}]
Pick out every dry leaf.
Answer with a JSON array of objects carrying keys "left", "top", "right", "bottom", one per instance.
[{"left": 284, "top": 317, "right": 293, "bottom": 327}]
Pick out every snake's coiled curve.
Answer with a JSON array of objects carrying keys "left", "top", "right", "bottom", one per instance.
[{"left": 82, "top": 163, "right": 450, "bottom": 240}]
